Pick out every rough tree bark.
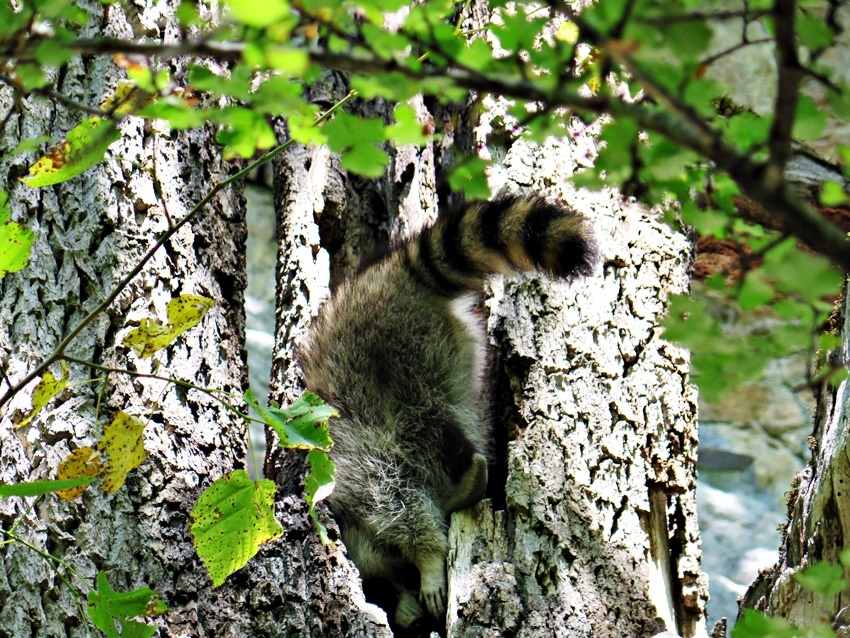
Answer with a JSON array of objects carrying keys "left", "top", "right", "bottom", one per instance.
[
  {"left": 443, "top": 99, "right": 707, "bottom": 638},
  {"left": 0, "top": 1, "right": 250, "bottom": 636}
]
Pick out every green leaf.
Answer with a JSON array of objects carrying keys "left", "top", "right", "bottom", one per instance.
[
  {"left": 797, "top": 12, "right": 835, "bottom": 49},
  {"left": 214, "top": 107, "right": 277, "bottom": 159},
  {"left": 341, "top": 142, "right": 389, "bottom": 177},
  {"left": 0, "top": 476, "right": 96, "bottom": 498},
  {"left": 265, "top": 47, "right": 309, "bottom": 74},
  {"left": 304, "top": 449, "right": 336, "bottom": 543},
  {"left": 0, "top": 136, "right": 53, "bottom": 161},
  {"left": 16, "top": 63, "right": 48, "bottom": 91},
  {"left": 665, "top": 20, "right": 712, "bottom": 58},
  {"left": 447, "top": 157, "right": 491, "bottom": 201},
  {"left": 0, "top": 192, "right": 35, "bottom": 278},
  {"left": 730, "top": 609, "right": 799, "bottom": 638},
  {"left": 187, "top": 65, "right": 252, "bottom": 100},
  {"left": 87, "top": 571, "right": 165, "bottom": 638},
  {"left": 21, "top": 117, "right": 120, "bottom": 187},
  {"left": 795, "top": 561, "right": 848, "bottom": 596},
  {"left": 226, "top": 0, "right": 291, "bottom": 27},
  {"left": 361, "top": 22, "right": 411, "bottom": 60},
  {"left": 351, "top": 72, "right": 417, "bottom": 101},
  {"left": 97, "top": 412, "right": 148, "bottom": 493},
  {"left": 738, "top": 270, "right": 774, "bottom": 310},
  {"left": 726, "top": 112, "right": 771, "bottom": 151},
  {"left": 34, "top": 39, "right": 75, "bottom": 67},
  {"left": 793, "top": 95, "right": 827, "bottom": 141},
  {"left": 820, "top": 181, "right": 847, "bottom": 206},
  {"left": 189, "top": 470, "right": 283, "bottom": 587},
  {"left": 385, "top": 104, "right": 430, "bottom": 147},
  {"left": 245, "top": 389, "right": 335, "bottom": 451},
  {"left": 139, "top": 100, "right": 207, "bottom": 130},
  {"left": 679, "top": 201, "right": 729, "bottom": 237},
  {"left": 322, "top": 111, "right": 386, "bottom": 151},
  {"left": 123, "top": 294, "right": 214, "bottom": 358},
  {"left": 764, "top": 239, "right": 841, "bottom": 304},
  {"left": 251, "top": 77, "right": 310, "bottom": 116}
]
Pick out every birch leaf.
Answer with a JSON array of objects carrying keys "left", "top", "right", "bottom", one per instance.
[
  {"left": 87, "top": 571, "right": 165, "bottom": 638},
  {"left": 97, "top": 412, "right": 147, "bottom": 493},
  {"left": 100, "top": 79, "right": 155, "bottom": 116},
  {"left": 189, "top": 470, "right": 283, "bottom": 587},
  {"left": 245, "top": 389, "right": 335, "bottom": 450}
]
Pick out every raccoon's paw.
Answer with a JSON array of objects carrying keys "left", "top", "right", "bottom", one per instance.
[
  {"left": 419, "top": 560, "right": 447, "bottom": 619},
  {"left": 395, "top": 591, "right": 424, "bottom": 629}
]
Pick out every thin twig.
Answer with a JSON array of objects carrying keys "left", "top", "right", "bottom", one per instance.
[
  {"left": 701, "top": 37, "right": 773, "bottom": 68},
  {"left": 765, "top": 0, "right": 801, "bottom": 186},
  {"left": 62, "top": 355, "right": 259, "bottom": 424}
]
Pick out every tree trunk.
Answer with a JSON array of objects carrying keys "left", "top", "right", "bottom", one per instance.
[
  {"left": 265, "top": 83, "right": 707, "bottom": 638},
  {"left": 443, "top": 103, "right": 707, "bottom": 637},
  {"left": 738, "top": 275, "right": 850, "bottom": 630},
  {"left": 0, "top": 1, "right": 249, "bottom": 635}
]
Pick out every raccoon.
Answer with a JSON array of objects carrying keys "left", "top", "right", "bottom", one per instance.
[{"left": 301, "top": 194, "right": 596, "bottom": 631}]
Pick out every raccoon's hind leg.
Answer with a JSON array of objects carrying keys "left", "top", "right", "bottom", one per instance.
[
  {"left": 442, "top": 452, "right": 488, "bottom": 513},
  {"left": 433, "top": 413, "right": 488, "bottom": 513}
]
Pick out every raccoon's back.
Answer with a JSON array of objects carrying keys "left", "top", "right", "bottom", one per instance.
[
  {"left": 301, "top": 193, "right": 596, "bottom": 433},
  {"left": 302, "top": 257, "right": 483, "bottom": 438}
]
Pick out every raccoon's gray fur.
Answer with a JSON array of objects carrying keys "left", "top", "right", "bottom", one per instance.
[{"left": 301, "top": 194, "right": 596, "bottom": 630}]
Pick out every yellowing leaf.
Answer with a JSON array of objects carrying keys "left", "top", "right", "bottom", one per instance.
[
  {"left": 16, "top": 361, "right": 69, "bottom": 428},
  {"left": 189, "top": 470, "right": 283, "bottom": 587},
  {"left": 21, "top": 117, "right": 120, "bottom": 188},
  {"left": 57, "top": 447, "right": 103, "bottom": 500},
  {"left": 100, "top": 79, "right": 155, "bottom": 116},
  {"left": 97, "top": 412, "right": 148, "bottom": 493},
  {"left": 0, "top": 215, "right": 34, "bottom": 279},
  {"left": 0, "top": 188, "right": 34, "bottom": 278},
  {"left": 123, "top": 294, "right": 214, "bottom": 358}
]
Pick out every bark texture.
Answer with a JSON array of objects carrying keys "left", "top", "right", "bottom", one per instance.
[
  {"left": 0, "top": 1, "right": 249, "bottom": 636},
  {"left": 442, "top": 110, "right": 708, "bottom": 637}
]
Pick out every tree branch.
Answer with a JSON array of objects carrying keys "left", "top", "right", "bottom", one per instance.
[
  {"left": 634, "top": 9, "right": 772, "bottom": 25},
  {"left": 765, "top": 0, "right": 802, "bottom": 187},
  {"left": 0, "top": 91, "right": 356, "bottom": 410}
]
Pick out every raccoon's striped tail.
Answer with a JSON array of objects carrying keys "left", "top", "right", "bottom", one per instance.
[{"left": 403, "top": 194, "right": 597, "bottom": 297}]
